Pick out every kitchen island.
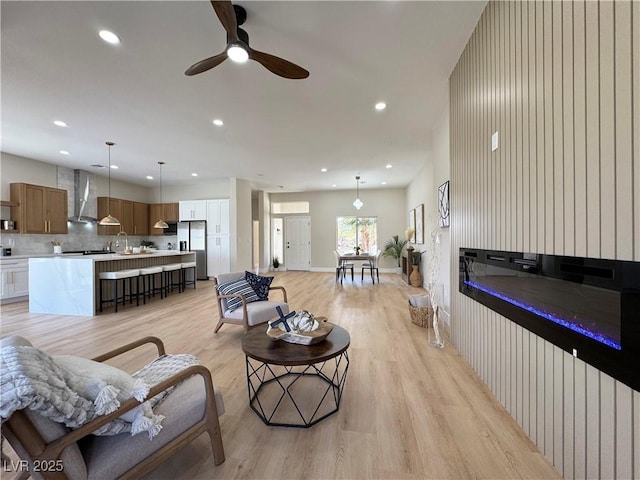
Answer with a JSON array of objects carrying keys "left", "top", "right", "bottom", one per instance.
[{"left": 29, "top": 251, "right": 196, "bottom": 316}]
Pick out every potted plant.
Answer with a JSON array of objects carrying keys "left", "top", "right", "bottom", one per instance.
[
  {"left": 272, "top": 256, "right": 280, "bottom": 271},
  {"left": 354, "top": 245, "right": 361, "bottom": 255},
  {"left": 382, "top": 235, "right": 408, "bottom": 267}
]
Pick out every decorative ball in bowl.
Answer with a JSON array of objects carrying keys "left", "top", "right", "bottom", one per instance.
[{"left": 266, "top": 311, "right": 333, "bottom": 345}]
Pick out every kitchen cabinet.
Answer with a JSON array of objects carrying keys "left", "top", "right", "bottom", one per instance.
[
  {"left": 149, "top": 203, "right": 179, "bottom": 235},
  {"left": 98, "top": 198, "right": 150, "bottom": 236},
  {"left": 132, "top": 201, "right": 148, "bottom": 236},
  {"left": 206, "top": 234, "right": 230, "bottom": 277},
  {"left": 0, "top": 258, "right": 29, "bottom": 301},
  {"left": 206, "top": 199, "right": 229, "bottom": 235},
  {"left": 97, "top": 197, "right": 122, "bottom": 236},
  {"left": 179, "top": 200, "right": 207, "bottom": 221},
  {"left": 10, "top": 183, "right": 68, "bottom": 234}
]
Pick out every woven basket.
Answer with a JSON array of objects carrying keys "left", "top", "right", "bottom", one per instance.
[{"left": 409, "top": 304, "right": 432, "bottom": 328}]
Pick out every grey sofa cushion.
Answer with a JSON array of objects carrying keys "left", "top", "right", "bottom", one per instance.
[
  {"left": 79, "top": 375, "right": 222, "bottom": 479},
  {"left": 223, "top": 300, "right": 289, "bottom": 326}
]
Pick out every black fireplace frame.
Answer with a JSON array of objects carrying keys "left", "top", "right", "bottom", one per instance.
[{"left": 459, "top": 248, "right": 640, "bottom": 391}]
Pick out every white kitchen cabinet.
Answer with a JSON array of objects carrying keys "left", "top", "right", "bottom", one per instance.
[
  {"left": 206, "top": 199, "right": 229, "bottom": 235},
  {"left": 1, "top": 259, "right": 29, "bottom": 301},
  {"left": 179, "top": 200, "right": 207, "bottom": 221},
  {"left": 206, "top": 234, "right": 230, "bottom": 277}
]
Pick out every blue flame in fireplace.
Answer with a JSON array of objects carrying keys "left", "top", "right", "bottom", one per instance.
[{"left": 464, "top": 280, "right": 622, "bottom": 350}]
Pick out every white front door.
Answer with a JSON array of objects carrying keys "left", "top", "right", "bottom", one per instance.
[{"left": 285, "top": 216, "right": 310, "bottom": 271}]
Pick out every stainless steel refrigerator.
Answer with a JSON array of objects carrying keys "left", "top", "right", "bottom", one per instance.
[{"left": 177, "top": 221, "right": 208, "bottom": 280}]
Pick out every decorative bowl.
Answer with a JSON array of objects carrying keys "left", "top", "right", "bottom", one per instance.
[{"left": 266, "top": 316, "right": 333, "bottom": 345}]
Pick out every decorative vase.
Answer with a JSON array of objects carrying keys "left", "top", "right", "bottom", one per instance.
[{"left": 410, "top": 265, "right": 422, "bottom": 287}]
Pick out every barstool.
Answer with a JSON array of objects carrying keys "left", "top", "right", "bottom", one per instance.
[
  {"left": 162, "top": 264, "right": 182, "bottom": 296},
  {"left": 139, "top": 266, "right": 164, "bottom": 303},
  {"left": 181, "top": 261, "right": 197, "bottom": 291},
  {"left": 99, "top": 269, "right": 140, "bottom": 312}
]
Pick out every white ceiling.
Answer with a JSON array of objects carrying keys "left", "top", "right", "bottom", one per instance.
[{"left": 1, "top": 1, "right": 485, "bottom": 193}]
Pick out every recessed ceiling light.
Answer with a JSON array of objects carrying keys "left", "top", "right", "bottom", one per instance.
[
  {"left": 110, "top": 165, "right": 119, "bottom": 169},
  {"left": 99, "top": 30, "right": 121, "bottom": 45},
  {"left": 53, "top": 120, "right": 68, "bottom": 127},
  {"left": 385, "top": 164, "right": 392, "bottom": 169},
  {"left": 381, "top": 181, "right": 387, "bottom": 185},
  {"left": 191, "top": 173, "right": 198, "bottom": 177},
  {"left": 375, "top": 102, "right": 387, "bottom": 111},
  {"left": 59, "top": 150, "right": 70, "bottom": 155},
  {"left": 331, "top": 184, "right": 337, "bottom": 188},
  {"left": 146, "top": 175, "right": 153, "bottom": 180},
  {"left": 213, "top": 119, "right": 224, "bottom": 126},
  {"left": 321, "top": 168, "right": 327, "bottom": 173}
]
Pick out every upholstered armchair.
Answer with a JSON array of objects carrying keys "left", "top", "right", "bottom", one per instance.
[
  {"left": 213, "top": 271, "right": 289, "bottom": 333},
  {"left": 0, "top": 335, "right": 225, "bottom": 479}
]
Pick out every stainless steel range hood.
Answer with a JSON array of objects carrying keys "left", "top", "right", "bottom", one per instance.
[{"left": 68, "top": 169, "right": 98, "bottom": 223}]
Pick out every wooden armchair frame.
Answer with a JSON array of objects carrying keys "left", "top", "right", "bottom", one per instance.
[
  {"left": 2, "top": 336, "right": 224, "bottom": 480},
  {"left": 213, "top": 277, "right": 288, "bottom": 333}
]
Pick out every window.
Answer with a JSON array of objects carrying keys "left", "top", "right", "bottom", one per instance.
[
  {"left": 272, "top": 202, "right": 309, "bottom": 214},
  {"left": 336, "top": 217, "right": 377, "bottom": 253}
]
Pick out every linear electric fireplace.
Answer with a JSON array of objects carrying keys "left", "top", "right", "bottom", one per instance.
[{"left": 459, "top": 248, "right": 640, "bottom": 391}]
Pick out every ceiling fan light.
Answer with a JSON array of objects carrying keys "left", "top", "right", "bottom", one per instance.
[
  {"left": 99, "top": 214, "right": 121, "bottom": 226},
  {"left": 153, "top": 220, "right": 169, "bottom": 229},
  {"left": 227, "top": 43, "right": 249, "bottom": 63}
]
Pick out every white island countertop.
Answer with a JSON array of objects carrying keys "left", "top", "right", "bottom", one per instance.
[{"left": 29, "top": 251, "right": 196, "bottom": 316}]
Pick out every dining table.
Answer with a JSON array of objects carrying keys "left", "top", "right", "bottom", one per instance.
[{"left": 337, "top": 252, "right": 375, "bottom": 283}]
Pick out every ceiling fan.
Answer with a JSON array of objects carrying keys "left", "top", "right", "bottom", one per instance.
[{"left": 185, "top": 1, "right": 309, "bottom": 79}]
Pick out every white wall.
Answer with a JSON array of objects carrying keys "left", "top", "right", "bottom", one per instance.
[
  {"left": 405, "top": 102, "right": 451, "bottom": 319},
  {"left": 230, "top": 177, "right": 253, "bottom": 272},
  {"left": 269, "top": 187, "right": 406, "bottom": 270}
]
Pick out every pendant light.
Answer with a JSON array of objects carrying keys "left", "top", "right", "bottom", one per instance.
[
  {"left": 353, "top": 175, "right": 363, "bottom": 210},
  {"left": 153, "top": 161, "right": 169, "bottom": 229},
  {"left": 99, "top": 141, "right": 121, "bottom": 226}
]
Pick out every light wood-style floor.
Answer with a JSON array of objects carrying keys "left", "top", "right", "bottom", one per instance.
[{"left": 0, "top": 271, "right": 559, "bottom": 479}]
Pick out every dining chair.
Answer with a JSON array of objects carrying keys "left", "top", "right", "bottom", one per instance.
[
  {"left": 361, "top": 250, "right": 382, "bottom": 284},
  {"left": 333, "top": 250, "right": 354, "bottom": 284}
]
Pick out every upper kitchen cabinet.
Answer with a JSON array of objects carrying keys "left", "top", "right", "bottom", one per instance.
[
  {"left": 179, "top": 200, "right": 207, "bottom": 221},
  {"left": 206, "top": 199, "right": 229, "bottom": 235},
  {"left": 97, "top": 197, "right": 122, "bottom": 236},
  {"left": 149, "top": 203, "right": 179, "bottom": 236},
  {"left": 10, "top": 183, "right": 68, "bottom": 234},
  {"left": 97, "top": 198, "right": 150, "bottom": 236},
  {"left": 132, "top": 202, "right": 149, "bottom": 236}
]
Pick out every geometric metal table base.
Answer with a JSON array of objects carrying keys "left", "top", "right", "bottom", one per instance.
[{"left": 245, "top": 351, "right": 349, "bottom": 428}]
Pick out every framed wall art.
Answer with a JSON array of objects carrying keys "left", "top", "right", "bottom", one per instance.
[
  {"left": 408, "top": 209, "right": 416, "bottom": 242},
  {"left": 438, "top": 180, "right": 450, "bottom": 227},
  {"left": 415, "top": 203, "right": 424, "bottom": 244}
]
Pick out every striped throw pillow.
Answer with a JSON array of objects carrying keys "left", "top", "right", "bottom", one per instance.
[{"left": 217, "top": 279, "right": 260, "bottom": 312}]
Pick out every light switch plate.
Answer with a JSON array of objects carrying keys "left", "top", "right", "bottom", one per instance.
[{"left": 491, "top": 131, "right": 499, "bottom": 152}]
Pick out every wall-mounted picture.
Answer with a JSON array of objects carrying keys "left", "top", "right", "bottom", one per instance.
[
  {"left": 438, "top": 180, "right": 450, "bottom": 228},
  {"left": 415, "top": 203, "right": 424, "bottom": 244},
  {"left": 408, "top": 209, "right": 416, "bottom": 242}
]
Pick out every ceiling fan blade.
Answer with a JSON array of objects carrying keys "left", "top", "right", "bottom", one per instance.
[
  {"left": 249, "top": 49, "right": 309, "bottom": 79},
  {"left": 185, "top": 52, "right": 228, "bottom": 76},
  {"left": 210, "top": 0, "right": 238, "bottom": 43}
]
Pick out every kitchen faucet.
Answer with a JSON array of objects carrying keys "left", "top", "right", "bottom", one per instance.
[{"left": 115, "top": 231, "right": 130, "bottom": 252}]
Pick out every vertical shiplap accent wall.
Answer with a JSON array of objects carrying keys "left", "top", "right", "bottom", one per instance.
[{"left": 449, "top": 1, "right": 639, "bottom": 479}]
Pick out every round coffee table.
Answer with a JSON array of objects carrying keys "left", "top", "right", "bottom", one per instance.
[{"left": 241, "top": 323, "right": 350, "bottom": 427}]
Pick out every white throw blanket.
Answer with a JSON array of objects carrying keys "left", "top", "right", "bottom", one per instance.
[{"left": 0, "top": 345, "right": 164, "bottom": 439}]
